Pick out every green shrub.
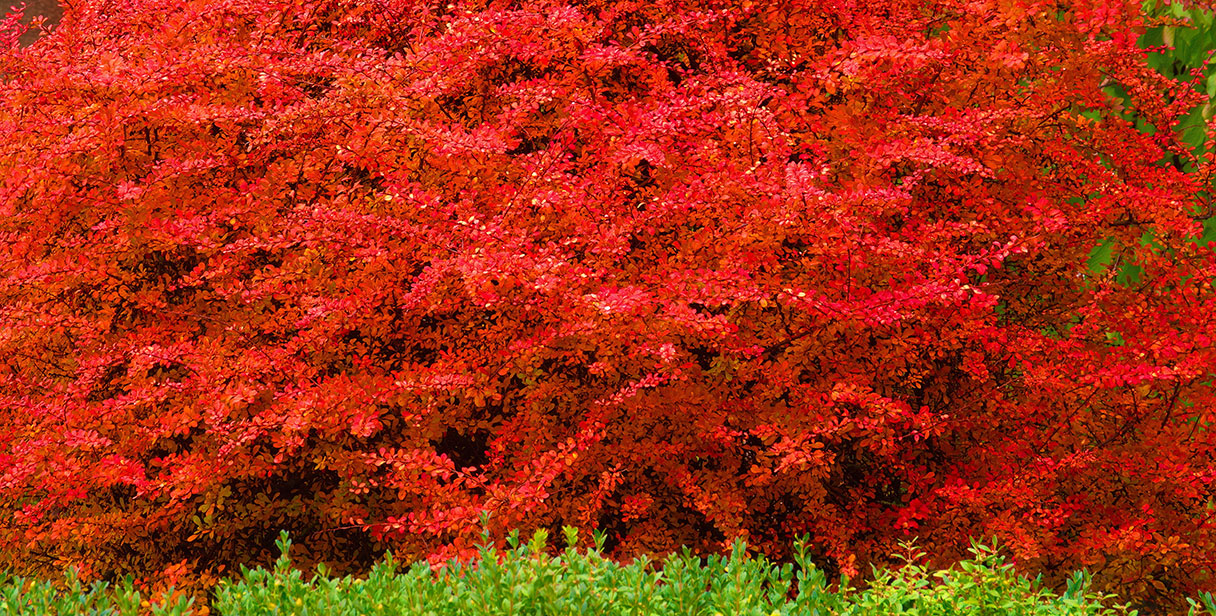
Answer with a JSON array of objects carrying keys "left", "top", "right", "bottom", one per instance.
[
  {"left": 0, "top": 567, "right": 193, "bottom": 615},
  {"left": 8, "top": 529, "right": 1213, "bottom": 615}
]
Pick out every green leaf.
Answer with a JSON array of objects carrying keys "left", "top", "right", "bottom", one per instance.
[
  {"left": 1117, "top": 262, "right": 1143, "bottom": 285},
  {"left": 1086, "top": 237, "right": 1117, "bottom": 273}
]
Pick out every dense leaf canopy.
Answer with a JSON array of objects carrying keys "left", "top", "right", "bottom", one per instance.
[{"left": 1, "top": 0, "right": 1214, "bottom": 612}]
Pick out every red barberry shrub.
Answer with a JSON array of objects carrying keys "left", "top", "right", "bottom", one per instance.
[{"left": 1, "top": 0, "right": 1214, "bottom": 611}]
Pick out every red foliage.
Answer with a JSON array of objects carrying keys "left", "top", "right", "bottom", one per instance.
[{"left": 1, "top": 0, "right": 1214, "bottom": 611}]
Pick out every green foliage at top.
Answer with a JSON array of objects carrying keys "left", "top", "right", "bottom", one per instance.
[
  {"left": 1083, "top": 2, "right": 1216, "bottom": 284},
  {"left": 1139, "top": 0, "right": 1216, "bottom": 168},
  {"left": 2, "top": 528, "right": 1201, "bottom": 616}
]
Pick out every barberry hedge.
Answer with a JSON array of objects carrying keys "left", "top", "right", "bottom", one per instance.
[{"left": 1, "top": 0, "right": 1214, "bottom": 612}]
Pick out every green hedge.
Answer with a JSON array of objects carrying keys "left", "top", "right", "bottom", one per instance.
[{"left": 5, "top": 528, "right": 1209, "bottom": 615}]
